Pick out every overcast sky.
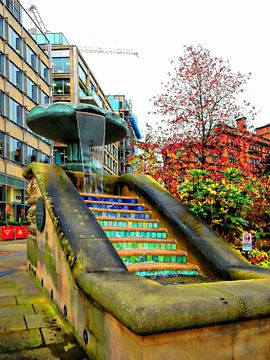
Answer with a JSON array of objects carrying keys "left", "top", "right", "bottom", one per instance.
[{"left": 22, "top": 0, "right": 270, "bottom": 134}]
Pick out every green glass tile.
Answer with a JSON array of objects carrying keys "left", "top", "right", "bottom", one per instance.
[
  {"left": 153, "top": 256, "right": 158, "bottom": 262},
  {"left": 128, "top": 243, "right": 132, "bottom": 249},
  {"left": 183, "top": 257, "right": 187, "bottom": 263},
  {"left": 145, "top": 232, "right": 150, "bottom": 238},
  {"left": 153, "top": 223, "right": 158, "bottom": 229},
  {"left": 164, "top": 270, "right": 170, "bottom": 275},
  {"left": 164, "top": 256, "right": 170, "bottom": 262},
  {"left": 162, "top": 233, "right": 167, "bottom": 239},
  {"left": 150, "top": 243, "right": 155, "bottom": 249},
  {"left": 157, "top": 233, "right": 162, "bottom": 239},
  {"left": 152, "top": 232, "right": 157, "bottom": 238},
  {"left": 161, "top": 243, "right": 166, "bottom": 250},
  {"left": 133, "top": 222, "right": 138, "bottom": 228},
  {"left": 147, "top": 256, "right": 152, "bottom": 262},
  {"left": 159, "top": 256, "right": 164, "bottom": 262},
  {"left": 148, "top": 223, "right": 153, "bottom": 228},
  {"left": 132, "top": 243, "right": 138, "bottom": 249},
  {"left": 143, "top": 243, "right": 148, "bottom": 249},
  {"left": 172, "top": 244, "right": 176, "bottom": 250}
]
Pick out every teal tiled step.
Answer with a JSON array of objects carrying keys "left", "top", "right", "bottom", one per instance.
[
  {"left": 85, "top": 201, "right": 145, "bottom": 211},
  {"left": 117, "top": 250, "right": 187, "bottom": 264},
  {"left": 111, "top": 238, "right": 177, "bottom": 251},
  {"left": 134, "top": 269, "right": 200, "bottom": 277},
  {"left": 90, "top": 209, "right": 152, "bottom": 220},
  {"left": 104, "top": 228, "right": 167, "bottom": 239},
  {"left": 97, "top": 218, "right": 159, "bottom": 229},
  {"left": 81, "top": 193, "right": 138, "bottom": 204}
]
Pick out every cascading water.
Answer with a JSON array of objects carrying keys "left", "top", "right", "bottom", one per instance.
[{"left": 76, "top": 111, "right": 106, "bottom": 194}]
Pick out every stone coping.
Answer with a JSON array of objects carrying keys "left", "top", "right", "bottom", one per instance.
[{"left": 23, "top": 164, "right": 270, "bottom": 336}]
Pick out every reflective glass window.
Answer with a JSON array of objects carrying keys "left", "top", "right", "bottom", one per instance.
[
  {"left": 0, "top": 52, "right": 5, "bottom": 76},
  {"left": 52, "top": 57, "right": 70, "bottom": 73},
  {"left": 7, "top": 136, "right": 23, "bottom": 163},
  {"left": 40, "top": 61, "right": 50, "bottom": 83},
  {"left": 52, "top": 79, "right": 70, "bottom": 95},
  {"left": 26, "top": 77, "right": 37, "bottom": 102},
  {"left": 79, "top": 64, "right": 87, "bottom": 84},
  {"left": 0, "top": 15, "right": 3, "bottom": 38},
  {"left": 25, "top": 145, "right": 37, "bottom": 164},
  {"left": 9, "top": 97, "right": 23, "bottom": 126},
  {"left": 39, "top": 152, "right": 50, "bottom": 163},
  {"left": 26, "top": 45, "right": 37, "bottom": 70},
  {"left": 9, "top": 61, "right": 22, "bottom": 89},
  {"left": 0, "top": 91, "right": 4, "bottom": 115},
  {"left": 41, "top": 91, "right": 49, "bottom": 104},
  {"left": 8, "top": 26, "right": 22, "bottom": 55},
  {"left": 0, "top": 131, "right": 4, "bottom": 156}
]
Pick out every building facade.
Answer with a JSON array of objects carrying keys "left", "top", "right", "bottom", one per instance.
[
  {"left": 107, "top": 94, "right": 142, "bottom": 175},
  {"left": 33, "top": 32, "right": 119, "bottom": 175},
  {"left": 0, "top": 0, "right": 52, "bottom": 222}
]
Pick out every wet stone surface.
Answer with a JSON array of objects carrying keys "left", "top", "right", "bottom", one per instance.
[{"left": 0, "top": 240, "right": 87, "bottom": 359}]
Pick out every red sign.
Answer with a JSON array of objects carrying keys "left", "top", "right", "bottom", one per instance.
[
  {"left": 1, "top": 226, "right": 14, "bottom": 240},
  {"left": 15, "top": 226, "right": 27, "bottom": 239}
]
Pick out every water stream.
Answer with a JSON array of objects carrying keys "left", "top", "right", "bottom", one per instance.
[{"left": 76, "top": 111, "right": 106, "bottom": 194}]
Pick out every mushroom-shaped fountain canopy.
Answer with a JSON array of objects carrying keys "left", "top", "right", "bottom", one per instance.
[{"left": 26, "top": 102, "right": 128, "bottom": 145}]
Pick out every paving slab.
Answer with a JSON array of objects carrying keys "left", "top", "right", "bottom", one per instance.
[
  {"left": 0, "top": 328, "right": 43, "bottom": 353},
  {"left": 0, "top": 315, "right": 26, "bottom": 332},
  {"left": 0, "top": 240, "right": 88, "bottom": 359}
]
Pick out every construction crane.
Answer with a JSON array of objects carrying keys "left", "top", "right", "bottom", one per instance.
[
  {"left": 28, "top": 4, "right": 48, "bottom": 33},
  {"left": 28, "top": 3, "right": 138, "bottom": 57},
  {"left": 78, "top": 46, "right": 138, "bottom": 57}
]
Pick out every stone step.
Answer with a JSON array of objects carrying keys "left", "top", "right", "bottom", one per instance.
[
  {"left": 85, "top": 200, "right": 146, "bottom": 211},
  {"left": 118, "top": 249, "right": 187, "bottom": 264},
  {"left": 103, "top": 227, "right": 168, "bottom": 239},
  {"left": 97, "top": 217, "right": 159, "bottom": 229},
  {"left": 110, "top": 238, "right": 177, "bottom": 251},
  {"left": 90, "top": 208, "right": 152, "bottom": 220},
  {"left": 127, "top": 262, "right": 200, "bottom": 277},
  {"left": 81, "top": 192, "right": 138, "bottom": 204}
]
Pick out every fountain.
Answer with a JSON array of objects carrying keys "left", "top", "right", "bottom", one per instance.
[{"left": 24, "top": 102, "right": 270, "bottom": 360}]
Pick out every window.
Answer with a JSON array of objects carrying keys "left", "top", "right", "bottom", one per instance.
[
  {"left": 0, "top": 132, "right": 5, "bottom": 156},
  {"left": 9, "top": 61, "right": 22, "bottom": 89},
  {"left": 26, "top": 77, "right": 37, "bottom": 102},
  {"left": 0, "top": 91, "right": 5, "bottom": 115},
  {"left": 40, "top": 61, "right": 50, "bottom": 83},
  {"left": 52, "top": 57, "right": 70, "bottom": 73},
  {"left": 41, "top": 91, "right": 49, "bottom": 104},
  {"left": 26, "top": 45, "right": 37, "bottom": 70},
  {"left": 0, "top": 16, "right": 3, "bottom": 38},
  {"left": 229, "top": 153, "right": 235, "bottom": 164},
  {"left": 7, "top": 136, "right": 23, "bottom": 163},
  {"left": 9, "top": 97, "right": 23, "bottom": 126},
  {"left": 39, "top": 152, "right": 50, "bottom": 163},
  {"left": 79, "top": 64, "right": 87, "bottom": 85},
  {"left": 0, "top": 52, "right": 5, "bottom": 76},
  {"left": 6, "top": 0, "right": 21, "bottom": 21},
  {"left": 25, "top": 145, "right": 37, "bottom": 164},
  {"left": 79, "top": 84, "right": 88, "bottom": 97},
  {"left": 8, "top": 26, "right": 22, "bottom": 55},
  {"left": 52, "top": 79, "right": 70, "bottom": 95}
]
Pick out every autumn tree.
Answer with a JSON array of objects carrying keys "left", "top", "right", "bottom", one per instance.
[{"left": 139, "top": 45, "right": 256, "bottom": 178}]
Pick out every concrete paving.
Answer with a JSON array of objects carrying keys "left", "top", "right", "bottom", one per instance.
[{"left": 0, "top": 239, "right": 88, "bottom": 359}]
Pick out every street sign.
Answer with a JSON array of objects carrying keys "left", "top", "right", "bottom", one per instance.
[{"left": 242, "top": 233, "right": 252, "bottom": 251}]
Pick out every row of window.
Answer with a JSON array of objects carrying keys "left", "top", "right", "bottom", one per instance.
[
  {"left": 0, "top": 16, "right": 50, "bottom": 83},
  {"left": 0, "top": 131, "right": 50, "bottom": 164},
  {"left": 1, "top": 0, "right": 21, "bottom": 22},
  {"left": 0, "top": 53, "right": 50, "bottom": 103},
  {"left": 0, "top": 91, "right": 49, "bottom": 127}
]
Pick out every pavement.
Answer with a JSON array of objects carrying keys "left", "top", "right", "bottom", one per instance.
[{"left": 0, "top": 239, "right": 88, "bottom": 359}]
